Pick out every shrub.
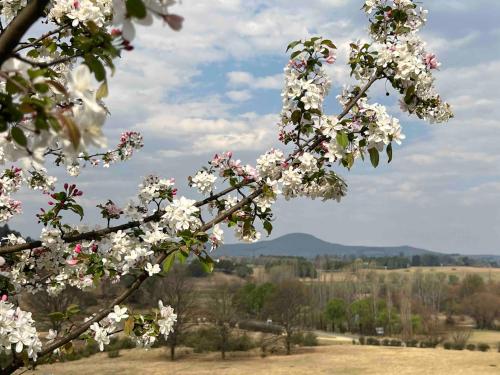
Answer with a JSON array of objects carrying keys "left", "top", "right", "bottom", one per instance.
[
  {"left": 443, "top": 342, "right": 452, "bottom": 350},
  {"left": 291, "top": 332, "right": 304, "bottom": 345},
  {"left": 390, "top": 339, "right": 402, "bottom": 347},
  {"left": 466, "top": 344, "right": 476, "bottom": 351},
  {"left": 451, "top": 343, "right": 464, "bottom": 350},
  {"left": 366, "top": 337, "right": 380, "bottom": 346},
  {"left": 107, "top": 337, "right": 135, "bottom": 351},
  {"left": 107, "top": 350, "right": 120, "bottom": 358},
  {"left": 184, "top": 327, "right": 257, "bottom": 353},
  {"left": 228, "top": 333, "right": 256, "bottom": 351},
  {"left": 358, "top": 336, "right": 366, "bottom": 345},
  {"left": 184, "top": 327, "right": 219, "bottom": 353},
  {"left": 382, "top": 339, "right": 390, "bottom": 346},
  {"left": 238, "top": 320, "right": 283, "bottom": 335},
  {"left": 290, "top": 331, "right": 317, "bottom": 347},
  {"left": 477, "top": 343, "right": 490, "bottom": 352},
  {"left": 302, "top": 332, "right": 318, "bottom": 347},
  {"left": 420, "top": 340, "right": 439, "bottom": 348},
  {"left": 450, "top": 328, "right": 472, "bottom": 347},
  {"left": 405, "top": 339, "right": 418, "bottom": 348}
]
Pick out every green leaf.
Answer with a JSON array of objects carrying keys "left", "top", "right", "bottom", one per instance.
[
  {"left": 162, "top": 251, "right": 176, "bottom": 273},
  {"left": 126, "top": 0, "right": 147, "bottom": 19},
  {"left": 48, "top": 312, "right": 65, "bottom": 321},
  {"left": 69, "top": 204, "right": 84, "bottom": 220},
  {"left": 176, "top": 251, "right": 188, "bottom": 264},
  {"left": 336, "top": 132, "right": 349, "bottom": 148},
  {"left": 124, "top": 316, "right": 135, "bottom": 335},
  {"left": 200, "top": 256, "right": 214, "bottom": 273},
  {"left": 345, "top": 153, "right": 354, "bottom": 170},
  {"left": 11, "top": 126, "right": 27, "bottom": 147},
  {"left": 263, "top": 220, "right": 273, "bottom": 236},
  {"left": 96, "top": 81, "right": 108, "bottom": 99},
  {"left": 85, "top": 55, "right": 106, "bottom": 82},
  {"left": 290, "top": 50, "right": 302, "bottom": 59},
  {"left": 64, "top": 342, "right": 74, "bottom": 354},
  {"left": 321, "top": 39, "right": 337, "bottom": 49},
  {"left": 66, "top": 304, "right": 80, "bottom": 316},
  {"left": 47, "top": 80, "right": 69, "bottom": 96},
  {"left": 291, "top": 110, "right": 301, "bottom": 124},
  {"left": 286, "top": 40, "right": 301, "bottom": 52},
  {"left": 369, "top": 148, "right": 380, "bottom": 168},
  {"left": 386, "top": 143, "right": 393, "bottom": 163}
]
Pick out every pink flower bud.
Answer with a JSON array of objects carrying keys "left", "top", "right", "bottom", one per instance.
[
  {"left": 66, "top": 258, "right": 79, "bottom": 266},
  {"left": 74, "top": 244, "right": 82, "bottom": 254},
  {"left": 424, "top": 53, "right": 439, "bottom": 70},
  {"left": 1, "top": 295, "right": 7, "bottom": 302},
  {"left": 0, "top": 256, "right": 5, "bottom": 267}
]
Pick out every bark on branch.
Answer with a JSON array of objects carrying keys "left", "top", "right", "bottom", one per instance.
[{"left": 0, "top": 0, "right": 50, "bottom": 66}]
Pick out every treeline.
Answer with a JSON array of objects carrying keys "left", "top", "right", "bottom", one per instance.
[
  {"left": 313, "top": 253, "right": 500, "bottom": 270},
  {"left": 304, "top": 269, "right": 500, "bottom": 339}
]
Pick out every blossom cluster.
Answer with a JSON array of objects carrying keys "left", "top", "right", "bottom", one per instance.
[
  {"left": 355, "top": 0, "right": 453, "bottom": 123},
  {"left": 190, "top": 170, "right": 217, "bottom": 195},
  {"left": 89, "top": 301, "right": 176, "bottom": 351},
  {"left": 49, "top": 0, "right": 113, "bottom": 28},
  {"left": 0, "top": 300, "right": 42, "bottom": 361}
]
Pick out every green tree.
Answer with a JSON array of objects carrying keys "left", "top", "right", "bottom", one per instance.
[
  {"left": 325, "top": 299, "right": 346, "bottom": 332},
  {"left": 235, "top": 282, "right": 275, "bottom": 319}
]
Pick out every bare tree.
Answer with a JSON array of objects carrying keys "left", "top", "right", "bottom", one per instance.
[
  {"left": 400, "top": 278, "right": 413, "bottom": 341},
  {"left": 462, "top": 292, "right": 500, "bottom": 329},
  {"left": 263, "top": 279, "right": 309, "bottom": 355},
  {"left": 148, "top": 265, "right": 197, "bottom": 360},
  {"left": 208, "top": 282, "right": 239, "bottom": 359},
  {"left": 22, "top": 287, "right": 94, "bottom": 331}
]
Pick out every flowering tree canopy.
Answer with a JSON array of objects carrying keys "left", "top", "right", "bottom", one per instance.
[{"left": 0, "top": 0, "right": 451, "bottom": 372}]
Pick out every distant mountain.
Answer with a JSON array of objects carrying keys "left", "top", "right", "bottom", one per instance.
[{"left": 216, "top": 233, "right": 438, "bottom": 259}]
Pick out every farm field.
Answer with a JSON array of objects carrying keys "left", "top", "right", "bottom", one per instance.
[{"left": 28, "top": 344, "right": 500, "bottom": 375}]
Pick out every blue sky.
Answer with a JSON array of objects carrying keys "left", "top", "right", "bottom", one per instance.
[{"left": 12, "top": 0, "right": 500, "bottom": 255}]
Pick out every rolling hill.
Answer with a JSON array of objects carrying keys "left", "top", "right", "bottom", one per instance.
[{"left": 216, "top": 233, "right": 438, "bottom": 259}]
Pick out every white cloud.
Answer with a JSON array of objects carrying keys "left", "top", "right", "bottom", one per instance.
[
  {"left": 227, "top": 90, "right": 253, "bottom": 102},
  {"left": 15, "top": 0, "right": 500, "bottom": 254},
  {"left": 227, "top": 71, "right": 283, "bottom": 90}
]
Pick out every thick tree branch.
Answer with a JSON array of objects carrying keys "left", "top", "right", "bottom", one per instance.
[
  {"left": 0, "top": 183, "right": 250, "bottom": 256},
  {"left": 0, "top": 0, "right": 50, "bottom": 66}
]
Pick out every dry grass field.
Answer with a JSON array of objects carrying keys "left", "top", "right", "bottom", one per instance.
[
  {"left": 27, "top": 344, "right": 500, "bottom": 375},
  {"left": 314, "top": 266, "right": 500, "bottom": 283}
]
